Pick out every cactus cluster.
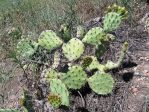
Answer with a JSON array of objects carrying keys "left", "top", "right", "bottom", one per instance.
[{"left": 16, "top": 4, "right": 128, "bottom": 109}]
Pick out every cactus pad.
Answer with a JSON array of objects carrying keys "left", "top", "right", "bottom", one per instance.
[
  {"left": 88, "top": 72, "right": 115, "bottom": 95},
  {"left": 43, "top": 69, "right": 58, "bottom": 82},
  {"left": 106, "top": 4, "right": 128, "bottom": 19},
  {"left": 50, "top": 79, "right": 69, "bottom": 106},
  {"left": 103, "top": 12, "right": 122, "bottom": 32},
  {"left": 38, "top": 30, "right": 63, "bottom": 52},
  {"left": 105, "top": 60, "right": 117, "bottom": 70},
  {"left": 47, "top": 94, "right": 62, "bottom": 108},
  {"left": 60, "top": 65, "right": 87, "bottom": 89},
  {"left": 82, "top": 27, "right": 106, "bottom": 45},
  {"left": 17, "top": 39, "right": 38, "bottom": 59},
  {"left": 87, "top": 56, "right": 105, "bottom": 72},
  {"left": 62, "top": 38, "right": 84, "bottom": 61}
]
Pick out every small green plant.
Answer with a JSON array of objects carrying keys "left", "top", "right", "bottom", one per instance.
[{"left": 16, "top": 4, "right": 128, "bottom": 109}]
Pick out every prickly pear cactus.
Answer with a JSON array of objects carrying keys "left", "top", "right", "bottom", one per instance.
[
  {"left": 82, "top": 27, "right": 106, "bottom": 45},
  {"left": 86, "top": 56, "right": 105, "bottom": 72},
  {"left": 38, "top": 30, "right": 63, "bottom": 52},
  {"left": 105, "top": 60, "right": 117, "bottom": 70},
  {"left": 106, "top": 4, "right": 128, "bottom": 19},
  {"left": 62, "top": 38, "right": 84, "bottom": 61},
  {"left": 88, "top": 72, "right": 115, "bottom": 95},
  {"left": 103, "top": 12, "right": 122, "bottom": 32},
  {"left": 17, "top": 39, "right": 38, "bottom": 59},
  {"left": 60, "top": 65, "right": 87, "bottom": 89},
  {"left": 44, "top": 69, "right": 58, "bottom": 82},
  {"left": 47, "top": 94, "right": 62, "bottom": 108},
  {"left": 50, "top": 79, "right": 69, "bottom": 106}
]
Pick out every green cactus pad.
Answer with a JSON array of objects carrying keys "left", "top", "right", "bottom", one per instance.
[
  {"left": 44, "top": 69, "right": 58, "bottom": 82},
  {"left": 38, "top": 30, "right": 63, "bottom": 52},
  {"left": 103, "top": 12, "right": 122, "bottom": 32},
  {"left": 62, "top": 38, "right": 84, "bottom": 61},
  {"left": 86, "top": 56, "right": 105, "bottom": 72},
  {"left": 105, "top": 60, "right": 117, "bottom": 70},
  {"left": 17, "top": 39, "right": 38, "bottom": 59},
  {"left": 47, "top": 94, "right": 62, "bottom": 108},
  {"left": 88, "top": 72, "right": 115, "bottom": 95},
  {"left": 82, "top": 27, "right": 106, "bottom": 45},
  {"left": 50, "top": 79, "right": 69, "bottom": 106},
  {"left": 60, "top": 65, "right": 87, "bottom": 89},
  {"left": 106, "top": 4, "right": 128, "bottom": 19}
]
